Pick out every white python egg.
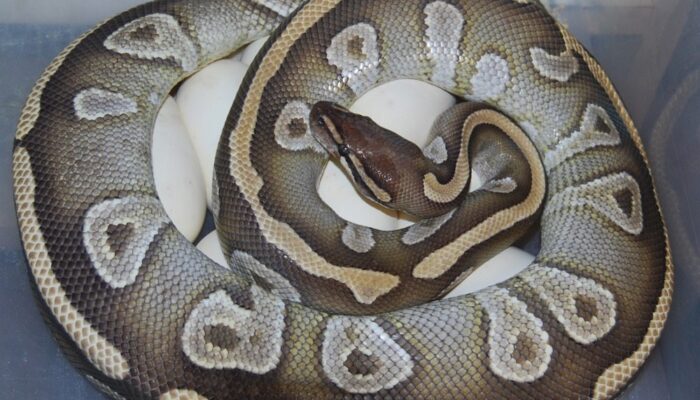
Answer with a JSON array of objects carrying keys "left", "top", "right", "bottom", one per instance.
[
  {"left": 153, "top": 39, "right": 533, "bottom": 296},
  {"left": 240, "top": 37, "right": 270, "bottom": 65},
  {"left": 176, "top": 59, "right": 249, "bottom": 208},
  {"left": 152, "top": 97, "right": 206, "bottom": 242}
]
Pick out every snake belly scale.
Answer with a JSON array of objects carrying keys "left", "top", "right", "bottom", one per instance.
[{"left": 12, "top": 0, "right": 672, "bottom": 399}]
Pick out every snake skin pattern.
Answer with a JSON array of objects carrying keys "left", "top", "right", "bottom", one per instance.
[{"left": 12, "top": 0, "right": 672, "bottom": 399}]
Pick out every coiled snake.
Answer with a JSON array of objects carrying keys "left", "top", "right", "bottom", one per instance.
[{"left": 12, "top": 0, "right": 673, "bottom": 399}]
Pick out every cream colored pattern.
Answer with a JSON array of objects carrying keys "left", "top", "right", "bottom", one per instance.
[
  {"left": 347, "top": 153, "right": 393, "bottom": 203},
  {"left": 182, "top": 286, "right": 286, "bottom": 373},
  {"left": 322, "top": 316, "right": 414, "bottom": 393},
  {"left": 104, "top": 14, "right": 199, "bottom": 72},
  {"left": 211, "top": 173, "right": 221, "bottom": 221},
  {"left": 422, "top": 112, "right": 479, "bottom": 204},
  {"left": 13, "top": 147, "right": 130, "bottom": 380},
  {"left": 476, "top": 287, "right": 552, "bottom": 383},
  {"left": 521, "top": 264, "right": 616, "bottom": 344}
]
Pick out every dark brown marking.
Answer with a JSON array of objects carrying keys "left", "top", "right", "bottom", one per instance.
[
  {"left": 513, "top": 332, "right": 538, "bottom": 365},
  {"left": 594, "top": 115, "right": 611, "bottom": 134},
  {"left": 230, "top": 289, "right": 255, "bottom": 311},
  {"left": 204, "top": 325, "right": 241, "bottom": 351},
  {"left": 106, "top": 223, "right": 134, "bottom": 256},
  {"left": 287, "top": 118, "right": 308, "bottom": 138},
  {"left": 575, "top": 294, "right": 599, "bottom": 322},
  {"left": 347, "top": 36, "right": 366, "bottom": 59},
  {"left": 344, "top": 348, "right": 382, "bottom": 376},
  {"left": 128, "top": 24, "right": 159, "bottom": 42},
  {"left": 613, "top": 189, "right": 634, "bottom": 217}
]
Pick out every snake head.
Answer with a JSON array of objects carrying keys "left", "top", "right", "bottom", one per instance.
[{"left": 310, "top": 101, "right": 430, "bottom": 212}]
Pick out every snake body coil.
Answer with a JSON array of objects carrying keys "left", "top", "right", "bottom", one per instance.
[{"left": 13, "top": 0, "right": 672, "bottom": 399}]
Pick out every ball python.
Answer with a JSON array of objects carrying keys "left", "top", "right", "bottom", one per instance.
[{"left": 12, "top": 0, "right": 673, "bottom": 399}]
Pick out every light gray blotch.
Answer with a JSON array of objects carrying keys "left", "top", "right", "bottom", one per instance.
[
  {"left": 545, "top": 104, "right": 621, "bottom": 170},
  {"left": 326, "top": 23, "right": 380, "bottom": 95},
  {"left": 472, "top": 146, "right": 513, "bottom": 183},
  {"left": 530, "top": 48, "right": 579, "bottom": 82},
  {"left": 274, "top": 101, "right": 325, "bottom": 153},
  {"left": 182, "top": 286, "right": 286, "bottom": 373},
  {"left": 423, "top": 136, "right": 448, "bottom": 165},
  {"left": 74, "top": 88, "right": 137, "bottom": 121},
  {"left": 322, "top": 316, "right": 414, "bottom": 393},
  {"left": 83, "top": 196, "right": 169, "bottom": 288},
  {"left": 104, "top": 13, "right": 199, "bottom": 71},
  {"left": 475, "top": 287, "right": 552, "bottom": 382},
  {"left": 482, "top": 177, "right": 517, "bottom": 194},
  {"left": 470, "top": 54, "right": 510, "bottom": 100},
  {"left": 402, "top": 209, "right": 456, "bottom": 245},
  {"left": 424, "top": 1, "right": 464, "bottom": 88},
  {"left": 521, "top": 264, "right": 616, "bottom": 344},
  {"left": 545, "top": 172, "right": 643, "bottom": 235},
  {"left": 342, "top": 223, "right": 376, "bottom": 253}
]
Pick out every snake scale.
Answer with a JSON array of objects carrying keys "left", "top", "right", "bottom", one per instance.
[{"left": 12, "top": 0, "right": 673, "bottom": 399}]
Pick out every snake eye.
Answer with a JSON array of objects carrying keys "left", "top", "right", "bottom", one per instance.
[
  {"left": 338, "top": 144, "right": 350, "bottom": 156},
  {"left": 317, "top": 117, "right": 326, "bottom": 127}
]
